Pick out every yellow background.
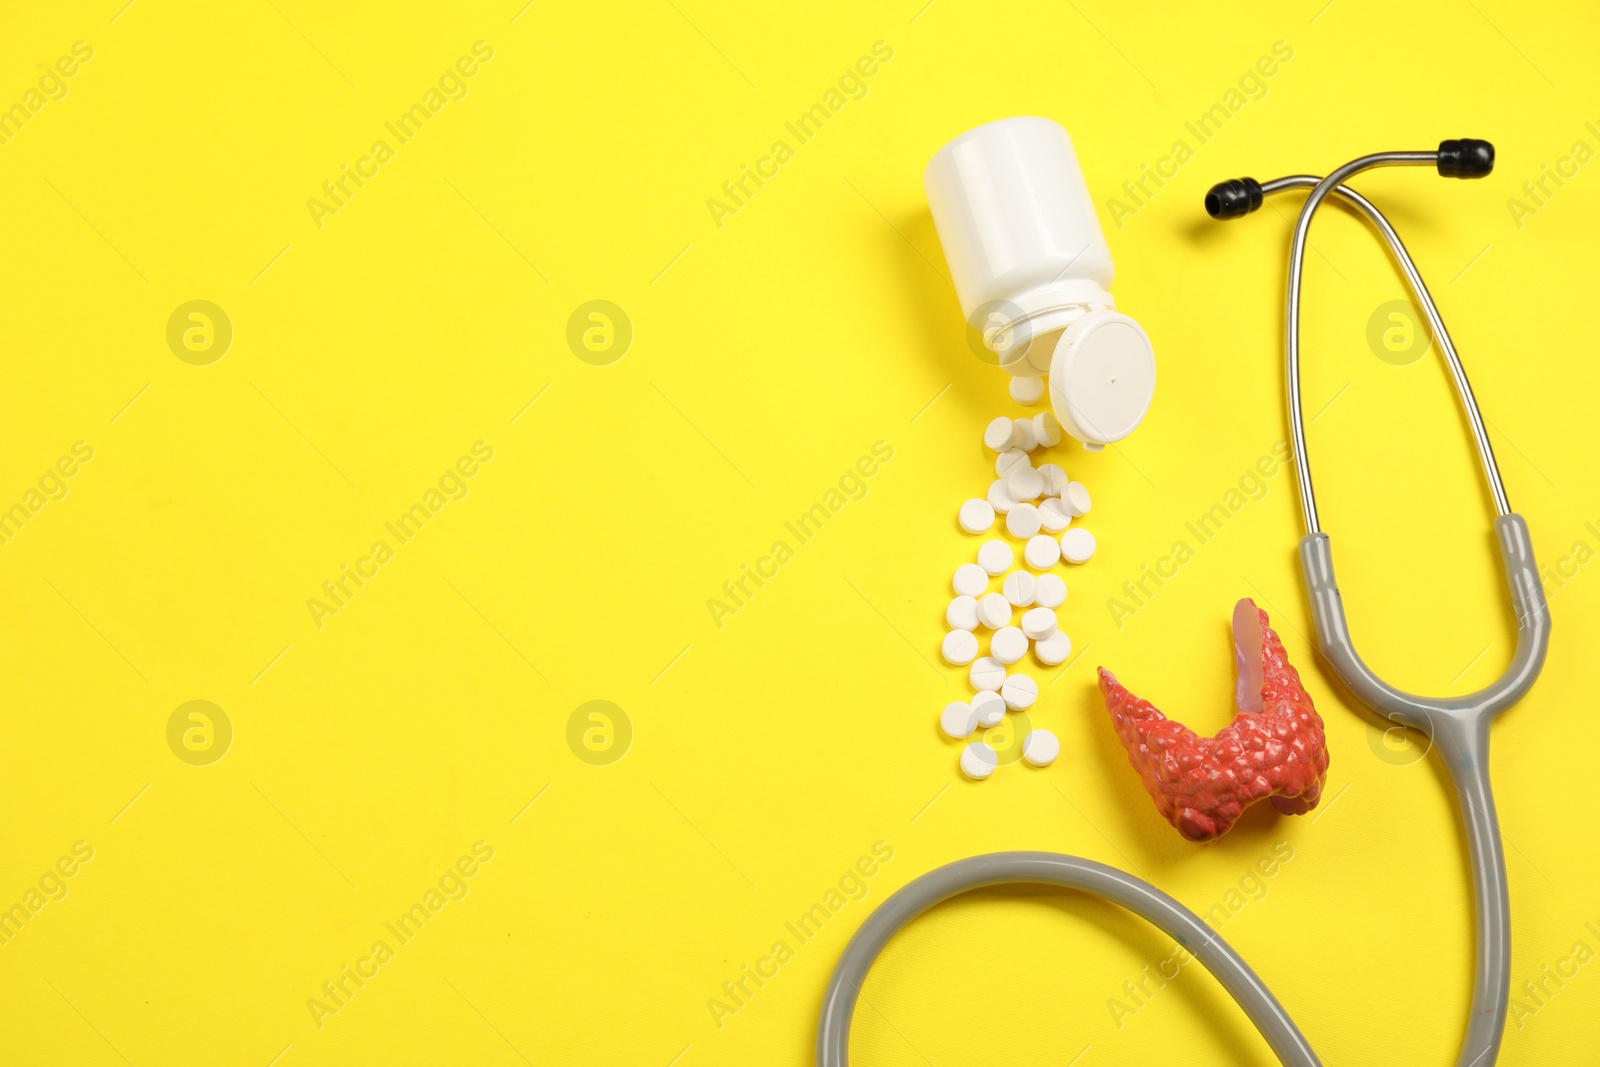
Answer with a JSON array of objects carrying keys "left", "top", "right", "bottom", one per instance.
[{"left": 2, "top": 0, "right": 1597, "bottom": 1063}]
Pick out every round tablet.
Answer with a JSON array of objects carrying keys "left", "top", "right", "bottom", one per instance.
[
  {"left": 969, "top": 656, "right": 1006, "bottom": 691},
  {"left": 990, "top": 625, "right": 1028, "bottom": 664},
  {"left": 1023, "top": 729, "right": 1060, "bottom": 767},
  {"left": 1034, "top": 629, "right": 1071, "bottom": 665},
  {"left": 1024, "top": 534, "right": 1061, "bottom": 570},
  {"left": 1005, "top": 503, "right": 1041, "bottom": 539},
  {"left": 1001, "top": 570, "right": 1036, "bottom": 607},
  {"left": 983, "top": 417, "right": 1016, "bottom": 452},
  {"left": 960, "top": 741, "right": 999, "bottom": 780},
  {"left": 977, "top": 539, "right": 1013, "bottom": 576},
  {"left": 1064, "top": 482, "right": 1092, "bottom": 517},
  {"left": 953, "top": 563, "right": 988, "bottom": 597},
  {"left": 977, "top": 592, "right": 1011, "bottom": 629},
  {"left": 995, "top": 449, "right": 1030, "bottom": 478},
  {"left": 1038, "top": 496, "right": 1073, "bottom": 533},
  {"left": 972, "top": 690, "right": 1006, "bottom": 727},
  {"left": 946, "top": 595, "right": 979, "bottom": 630},
  {"left": 1033, "top": 412, "right": 1062, "bottom": 447},
  {"left": 986, "top": 478, "right": 1017, "bottom": 514},
  {"left": 1009, "top": 375, "right": 1045, "bottom": 405},
  {"left": 1034, "top": 573, "right": 1066, "bottom": 608},
  {"left": 959, "top": 498, "right": 995, "bottom": 534},
  {"left": 1021, "top": 606, "right": 1058, "bottom": 640},
  {"left": 1037, "top": 463, "right": 1068, "bottom": 496},
  {"left": 1061, "top": 527, "right": 1097, "bottom": 564},
  {"left": 940, "top": 701, "right": 978, "bottom": 739},
  {"left": 1001, "top": 673, "right": 1038, "bottom": 710},
  {"left": 1012, "top": 417, "right": 1039, "bottom": 452},
  {"left": 1006, "top": 465, "right": 1044, "bottom": 502},
  {"left": 941, "top": 629, "right": 979, "bottom": 665}
]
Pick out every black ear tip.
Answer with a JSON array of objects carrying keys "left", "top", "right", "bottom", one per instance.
[
  {"left": 1205, "top": 177, "right": 1263, "bottom": 219},
  {"left": 1439, "top": 138, "right": 1494, "bottom": 178}
]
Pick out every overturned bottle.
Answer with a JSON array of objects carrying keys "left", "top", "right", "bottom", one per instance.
[{"left": 924, "top": 117, "right": 1156, "bottom": 449}]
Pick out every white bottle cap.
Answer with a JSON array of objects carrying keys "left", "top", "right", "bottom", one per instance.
[{"left": 1048, "top": 310, "right": 1155, "bottom": 447}]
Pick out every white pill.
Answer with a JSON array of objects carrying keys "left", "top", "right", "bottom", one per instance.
[
  {"left": 946, "top": 595, "right": 979, "bottom": 630},
  {"left": 1034, "top": 629, "right": 1071, "bottom": 665},
  {"left": 969, "top": 655, "right": 1006, "bottom": 691},
  {"left": 1061, "top": 528, "right": 1097, "bottom": 564},
  {"left": 977, "top": 540, "right": 1013, "bottom": 576},
  {"left": 1001, "top": 570, "right": 1036, "bottom": 607},
  {"left": 1021, "top": 606, "right": 1058, "bottom": 640},
  {"left": 986, "top": 478, "right": 1017, "bottom": 514},
  {"left": 959, "top": 498, "right": 995, "bottom": 534},
  {"left": 1038, "top": 497, "right": 1073, "bottom": 533},
  {"left": 1009, "top": 375, "right": 1045, "bottom": 405},
  {"left": 1024, "top": 534, "right": 1061, "bottom": 570},
  {"left": 1006, "top": 465, "right": 1044, "bottom": 502},
  {"left": 1001, "top": 673, "right": 1038, "bottom": 710},
  {"left": 983, "top": 416, "right": 1015, "bottom": 452},
  {"left": 1006, "top": 503, "right": 1041, "bottom": 538},
  {"left": 953, "top": 563, "right": 988, "bottom": 597},
  {"left": 972, "top": 690, "right": 1006, "bottom": 727},
  {"left": 977, "top": 592, "right": 1011, "bottom": 629},
  {"left": 960, "top": 741, "right": 999, "bottom": 780},
  {"left": 941, "top": 701, "right": 979, "bottom": 739},
  {"left": 1034, "top": 573, "right": 1067, "bottom": 608},
  {"left": 941, "top": 629, "right": 979, "bottom": 665},
  {"left": 1012, "top": 417, "right": 1039, "bottom": 452},
  {"left": 991, "top": 625, "right": 1028, "bottom": 664},
  {"left": 1037, "top": 463, "right": 1068, "bottom": 496},
  {"left": 1023, "top": 729, "right": 1060, "bottom": 767},
  {"left": 1064, "top": 481, "right": 1092, "bottom": 516},
  {"left": 1033, "top": 412, "right": 1062, "bottom": 447},
  {"left": 995, "top": 449, "right": 1030, "bottom": 478}
]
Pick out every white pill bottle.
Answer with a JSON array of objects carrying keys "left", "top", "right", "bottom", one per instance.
[{"left": 924, "top": 117, "right": 1155, "bottom": 450}]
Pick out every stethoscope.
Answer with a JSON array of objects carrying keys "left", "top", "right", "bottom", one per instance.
[{"left": 816, "top": 141, "right": 1551, "bottom": 1067}]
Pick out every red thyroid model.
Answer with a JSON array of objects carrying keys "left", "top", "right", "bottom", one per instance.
[{"left": 1098, "top": 599, "right": 1330, "bottom": 842}]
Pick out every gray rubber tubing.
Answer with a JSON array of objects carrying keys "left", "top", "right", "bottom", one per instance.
[
  {"left": 816, "top": 852, "right": 1323, "bottom": 1067},
  {"left": 1299, "top": 513, "right": 1550, "bottom": 1067}
]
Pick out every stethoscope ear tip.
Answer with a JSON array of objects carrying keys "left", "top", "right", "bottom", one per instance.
[
  {"left": 1438, "top": 138, "right": 1494, "bottom": 178},
  {"left": 1204, "top": 176, "right": 1263, "bottom": 220}
]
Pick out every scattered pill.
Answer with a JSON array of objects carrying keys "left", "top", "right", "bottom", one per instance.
[
  {"left": 1012, "top": 417, "right": 1039, "bottom": 452},
  {"left": 995, "top": 449, "right": 1030, "bottom": 477},
  {"left": 959, "top": 498, "right": 995, "bottom": 534},
  {"left": 972, "top": 690, "right": 1006, "bottom": 726},
  {"left": 983, "top": 417, "right": 1015, "bottom": 451},
  {"left": 1009, "top": 375, "right": 1045, "bottom": 405},
  {"left": 1001, "top": 673, "right": 1038, "bottom": 710},
  {"left": 1021, "top": 606, "right": 1058, "bottom": 640},
  {"left": 954, "top": 563, "right": 988, "bottom": 597},
  {"left": 1064, "top": 481, "right": 1092, "bottom": 516},
  {"left": 1037, "top": 463, "right": 1067, "bottom": 496},
  {"left": 941, "top": 701, "right": 978, "bottom": 739},
  {"left": 1038, "top": 496, "right": 1073, "bottom": 533},
  {"left": 987, "top": 478, "right": 1017, "bottom": 514},
  {"left": 977, "top": 592, "right": 1011, "bottom": 629},
  {"left": 946, "top": 595, "right": 979, "bottom": 630},
  {"left": 961, "top": 741, "right": 999, "bottom": 780},
  {"left": 941, "top": 629, "right": 979, "bottom": 665},
  {"left": 1024, "top": 534, "right": 1061, "bottom": 569},
  {"left": 977, "top": 540, "right": 1013, "bottom": 576},
  {"left": 1005, "top": 502, "right": 1041, "bottom": 538},
  {"left": 1034, "top": 629, "right": 1071, "bottom": 665},
  {"left": 1023, "top": 729, "right": 1060, "bottom": 767},
  {"left": 1034, "top": 573, "right": 1067, "bottom": 609},
  {"left": 1007, "top": 465, "right": 1044, "bottom": 502},
  {"left": 1061, "top": 528, "right": 1097, "bottom": 564},
  {"left": 970, "top": 656, "right": 1006, "bottom": 691},
  {"left": 1033, "top": 412, "right": 1062, "bottom": 447},
  {"left": 1002, "top": 570, "right": 1037, "bottom": 606},
  {"left": 991, "top": 625, "right": 1028, "bottom": 664}
]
